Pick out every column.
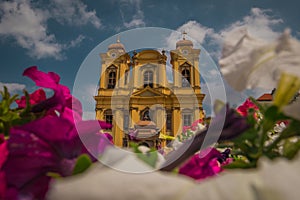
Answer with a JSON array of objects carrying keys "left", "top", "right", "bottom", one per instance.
[
  {"left": 113, "top": 109, "right": 124, "bottom": 147},
  {"left": 172, "top": 108, "right": 181, "bottom": 137}
]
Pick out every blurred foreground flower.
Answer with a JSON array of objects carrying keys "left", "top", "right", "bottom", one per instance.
[
  {"left": 161, "top": 104, "right": 249, "bottom": 172},
  {"left": 179, "top": 148, "right": 232, "bottom": 181},
  {"left": 47, "top": 150, "right": 300, "bottom": 200},
  {"left": 236, "top": 98, "right": 259, "bottom": 117},
  {"left": 219, "top": 29, "right": 300, "bottom": 91},
  {"left": 283, "top": 100, "right": 300, "bottom": 121},
  {"left": 0, "top": 134, "right": 9, "bottom": 199},
  {"left": 1, "top": 66, "right": 111, "bottom": 199}
]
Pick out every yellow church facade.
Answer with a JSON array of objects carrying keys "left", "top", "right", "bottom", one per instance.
[{"left": 94, "top": 35, "right": 205, "bottom": 147}]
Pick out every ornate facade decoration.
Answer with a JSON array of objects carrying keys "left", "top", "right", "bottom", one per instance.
[{"left": 94, "top": 35, "right": 205, "bottom": 147}]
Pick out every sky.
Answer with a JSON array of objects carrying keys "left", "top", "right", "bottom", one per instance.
[{"left": 0, "top": 0, "right": 299, "bottom": 117}]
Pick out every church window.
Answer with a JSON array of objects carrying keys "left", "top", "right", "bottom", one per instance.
[
  {"left": 144, "top": 70, "right": 153, "bottom": 88},
  {"left": 141, "top": 108, "right": 151, "bottom": 121},
  {"left": 104, "top": 109, "right": 113, "bottom": 129},
  {"left": 182, "top": 69, "right": 190, "bottom": 87},
  {"left": 108, "top": 71, "right": 116, "bottom": 89},
  {"left": 183, "top": 114, "right": 191, "bottom": 126}
]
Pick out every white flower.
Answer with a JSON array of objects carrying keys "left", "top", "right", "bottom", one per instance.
[
  {"left": 283, "top": 99, "right": 300, "bottom": 121},
  {"left": 197, "top": 123, "right": 207, "bottom": 132},
  {"left": 274, "top": 122, "right": 287, "bottom": 133},
  {"left": 219, "top": 29, "right": 300, "bottom": 91},
  {"left": 47, "top": 152, "right": 300, "bottom": 200}
]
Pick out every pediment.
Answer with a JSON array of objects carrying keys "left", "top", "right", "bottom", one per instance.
[{"left": 131, "top": 87, "right": 164, "bottom": 97}]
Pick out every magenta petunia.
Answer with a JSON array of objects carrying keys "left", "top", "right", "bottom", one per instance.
[
  {"left": 4, "top": 66, "right": 112, "bottom": 199},
  {"left": 0, "top": 135, "right": 8, "bottom": 167},
  {"left": 178, "top": 148, "right": 232, "bottom": 181},
  {"left": 0, "top": 134, "right": 9, "bottom": 199},
  {"left": 15, "top": 88, "right": 46, "bottom": 108},
  {"left": 3, "top": 115, "right": 111, "bottom": 199},
  {"left": 22, "top": 66, "right": 83, "bottom": 123},
  {"left": 237, "top": 98, "right": 259, "bottom": 117}
]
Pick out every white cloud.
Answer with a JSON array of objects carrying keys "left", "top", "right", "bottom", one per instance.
[
  {"left": 165, "top": 21, "right": 216, "bottom": 50},
  {"left": 164, "top": 8, "right": 283, "bottom": 112},
  {"left": 220, "top": 8, "right": 283, "bottom": 45},
  {"left": 66, "top": 35, "right": 86, "bottom": 48},
  {"left": 124, "top": 18, "right": 145, "bottom": 28},
  {"left": 0, "top": 82, "right": 26, "bottom": 93},
  {"left": 50, "top": 0, "right": 101, "bottom": 28},
  {"left": 166, "top": 8, "right": 283, "bottom": 60},
  {"left": 0, "top": 0, "right": 100, "bottom": 60},
  {"left": 0, "top": 0, "right": 64, "bottom": 59},
  {"left": 177, "top": 21, "right": 216, "bottom": 44},
  {"left": 120, "top": 0, "right": 145, "bottom": 28}
]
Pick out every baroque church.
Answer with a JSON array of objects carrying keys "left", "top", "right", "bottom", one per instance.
[{"left": 94, "top": 34, "right": 205, "bottom": 147}]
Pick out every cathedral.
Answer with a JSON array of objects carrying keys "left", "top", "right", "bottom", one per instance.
[{"left": 94, "top": 34, "right": 205, "bottom": 147}]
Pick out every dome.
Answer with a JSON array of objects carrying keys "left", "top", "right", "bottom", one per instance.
[
  {"left": 176, "top": 38, "right": 193, "bottom": 49},
  {"left": 108, "top": 42, "right": 125, "bottom": 51},
  {"left": 108, "top": 37, "right": 125, "bottom": 51}
]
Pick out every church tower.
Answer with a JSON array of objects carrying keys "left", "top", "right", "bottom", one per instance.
[
  {"left": 95, "top": 34, "right": 205, "bottom": 147},
  {"left": 170, "top": 31, "right": 205, "bottom": 130}
]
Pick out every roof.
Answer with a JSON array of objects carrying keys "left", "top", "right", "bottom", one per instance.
[
  {"left": 257, "top": 93, "right": 273, "bottom": 101},
  {"left": 108, "top": 42, "right": 125, "bottom": 51},
  {"left": 176, "top": 38, "right": 193, "bottom": 48},
  {"left": 108, "top": 37, "right": 125, "bottom": 51},
  {"left": 135, "top": 120, "right": 156, "bottom": 126}
]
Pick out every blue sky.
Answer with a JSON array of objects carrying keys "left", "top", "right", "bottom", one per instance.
[{"left": 0, "top": 0, "right": 299, "bottom": 117}]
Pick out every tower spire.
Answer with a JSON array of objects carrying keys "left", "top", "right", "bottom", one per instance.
[{"left": 182, "top": 30, "right": 187, "bottom": 40}]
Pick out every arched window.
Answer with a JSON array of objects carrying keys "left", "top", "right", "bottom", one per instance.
[
  {"left": 183, "top": 114, "right": 191, "bottom": 126},
  {"left": 144, "top": 70, "right": 153, "bottom": 88},
  {"left": 140, "top": 108, "right": 151, "bottom": 121},
  {"left": 182, "top": 69, "right": 190, "bottom": 87},
  {"left": 107, "top": 71, "right": 116, "bottom": 89},
  {"left": 104, "top": 109, "right": 113, "bottom": 129},
  {"left": 182, "top": 109, "right": 192, "bottom": 127},
  {"left": 143, "top": 110, "right": 151, "bottom": 121}
]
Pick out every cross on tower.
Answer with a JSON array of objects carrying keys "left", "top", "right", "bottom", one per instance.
[{"left": 182, "top": 30, "right": 187, "bottom": 40}]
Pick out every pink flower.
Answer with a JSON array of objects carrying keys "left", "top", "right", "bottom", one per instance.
[
  {"left": 4, "top": 67, "right": 112, "bottom": 199},
  {"left": 22, "top": 66, "right": 82, "bottom": 123},
  {"left": 0, "top": 135, "right": 8, "bottom": 167},
  {"left": 182, "top": 126, "right": 190, "bottom": 133},
  {"left": 0, "top": 134, "right": 8, "bottom": 199},
  {"left": 190, "top": 119, "right": 204, "bottom": 131},
  {"left": 178, "top": 148, "right": 232, "bottom": 181},
  {"left": 237, "top": 98, "right": 259, "bottom": 117},
  {"left": 3, "top": 115, "right": 111, "bottom": 199},
  {"left": 15, "top": 88, "right": 46, "bottom": 108}
]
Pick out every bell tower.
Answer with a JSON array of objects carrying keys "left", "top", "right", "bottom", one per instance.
[
  {"left": 96, "top": 37, "right": 131, "bottom": 146},
  {"left": 170, "top": 31, "right": 205, "bottom": 127}
]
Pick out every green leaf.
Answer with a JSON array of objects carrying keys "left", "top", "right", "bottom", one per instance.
[
  {"left": 72, "top": 154, "right": 92, "bottom": 175},
  {"left": 264, "top": 105, "right": 279, "bottom": 121},
  {"left": 224, "top": 159, "right": 256, "bottom": 169},
  {"left": 131, "top": 142, "right": 158, "bottom": 168},
  {"left": 136, "top": 150, "right": 158, "bottom": 168},
  {"left": 283, "top": 139, "right": 300, "bottom": 160}
]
